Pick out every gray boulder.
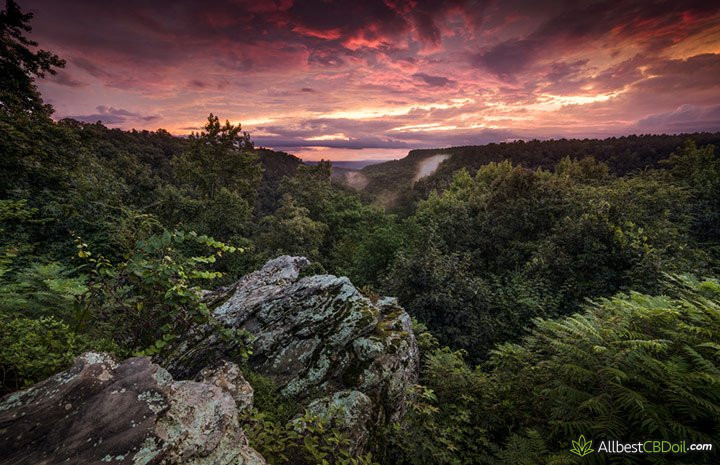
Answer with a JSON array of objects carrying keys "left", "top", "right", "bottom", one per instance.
[
  {"left": 0, "top": 352, "right": 266, "bottom": 465},
  {"left": 163, "top": 256, "right": 419, "bottom": 451}
]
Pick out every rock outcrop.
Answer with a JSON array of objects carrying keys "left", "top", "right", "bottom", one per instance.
[
  {"left": 0, "top": 352, "right": 266, "bottom": 465},
  {"left": 0, "top": 257, "right": 419, "bottom": 460},
  {"left": 163, "top": 256, "right": 419, "bottom": 451}
]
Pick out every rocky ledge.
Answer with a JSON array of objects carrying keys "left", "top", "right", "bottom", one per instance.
[
  {"left": 0, "top": 256, "right": 419, "bottom": 460},
  {"left": 0, "top": 353, "right": 266, "bottom": 465},
  {"left": 162, "top": 256, "right": 419, "bottom": 451}
]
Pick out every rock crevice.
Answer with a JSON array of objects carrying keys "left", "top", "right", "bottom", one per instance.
[{"left": 164, "top": 256, "right": 419, "bottom": 450}]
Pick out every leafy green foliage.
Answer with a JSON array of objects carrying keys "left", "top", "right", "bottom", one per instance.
[
  {"left": 0, "top": 261, "right": 87, "bottom": 320},
  {"left": 269, "top": 161, "right": 402, "bottom": 287},
  {"left": 0, "top": 315, "right": 79, "bottom": 393},
  {"left": 390, "top": 276, "right": 720, "bottom": 465},
  {"left": 488, "top": 276, "right": 720, "bottom": 452},
  {"left": 255, "top": 194, "right": 328, "bottom": 262},
  {"left": 173, "top": 114, "right": 259, "bottom": 200},
  {"left": 662, "top": 141, "right": 720, "bottom": 259},
  {"left": 79, "top": 230, "right": 243, "bottom": 355},
  {"left": 356, "top": 134, "right": 720, "bottom": 211},
  {"left": 0, "top": 0, "right": 64, "bottom": 115},
  {"left": 242, "top": 408, "right": 379, "bottom": 465},
  {"left": 0, "top": 227, "right": 240, "bottom": 392},
  {"left": 389, "top": 155, "right": 710, "bottom": 361},
  {"left": 381, "top": 350, "right": 489, "bottom": 465},
  {"left": 0, "top": 315, "right": 117, "bottom": 394},
  {"left": 240, "top": 368, "right": 298, "bottom": 425}
]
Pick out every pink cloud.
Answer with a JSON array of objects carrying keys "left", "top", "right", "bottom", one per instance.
[{"left": 22, "top": 0, "right": 720, "bottom": 159}]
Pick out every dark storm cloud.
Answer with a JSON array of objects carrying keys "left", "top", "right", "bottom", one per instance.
[
  {"left": 73, "top": 57, "right": 111, "bottom": 79},
  {"left": 544, "top": 60, "right": 590, "bottom": 83},
  {"left": 476, "top": 0, "right": 720, "bottom": 78},
  {"left": 285, "top": 0, "right": 490, "bottom": 46},
  {"left": 287, "top": 0, "right": 406, "bottom": 40},
  {"left": 639, "top": 53, "right": 720, "bottom": 92},
  {"left": 307, "top": 49, "right": 345, "bottom": 67},
  {"left": 582, "top": 55, "right": 646, "bottom": 93},
  {"left": 47, "top": 70, "right": 87, "bottom": 88},
  {"left": 25, "top": 0, "right": 489, "bottom": 77},
  {"left": 475, "top": 37, "right": 538, "bottom": 78},
  {"left": 593, "top": 53, "right": 720, "bottom": 114},
  {"left": 538, "top": 56, "right": 646, "bottom": 95},
  {"left": 412, "top": 72, "right": 456, "bottom": 87},
  {"left": 189, "top": 80, "right": 208, "bottom": 89}
]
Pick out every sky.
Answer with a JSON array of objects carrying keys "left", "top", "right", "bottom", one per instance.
[{"left": 24, "top": 0, "right": 720, "bottom": 161}]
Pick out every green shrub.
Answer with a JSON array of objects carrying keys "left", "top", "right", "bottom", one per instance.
[
  {"left": 388, "top": 275, "right": 720, "bottom": 465},
  {"left": 80, "top": 230, "right": 246, "bottom": 355},
  {"left": 241, "top": 368, "right": 298, "bottom": 425},
  {"left": 0, "top": 315, "right": 116, "bottom": 394},
  {"left": 0, "top": 261, "right": 87, "bottom": 321},
  {"left": 242, "top": 408, "right": 378, "bottom": 465},
  {"left": 486, "top": 275, "right": 720, "bottom": 459}
]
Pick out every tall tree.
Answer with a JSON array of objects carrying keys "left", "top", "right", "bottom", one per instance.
[
  {"left": 0, "top": 0, "right": 64, "bottom": 115},
  {"left": 173, "top": 114, "right": 261, "bottom": 201}
]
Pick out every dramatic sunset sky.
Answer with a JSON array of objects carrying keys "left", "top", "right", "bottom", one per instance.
[{"left": 25, "top": 0, "right": 720, "bottom": 161}]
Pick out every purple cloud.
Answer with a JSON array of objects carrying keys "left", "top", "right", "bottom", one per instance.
[{"left": 65, "top": 106, "right": 160, "bottom": 125}]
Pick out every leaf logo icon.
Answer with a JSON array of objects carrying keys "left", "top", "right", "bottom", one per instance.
[{"left": 570, "top": 435, "right": 594, "bottom": 457}]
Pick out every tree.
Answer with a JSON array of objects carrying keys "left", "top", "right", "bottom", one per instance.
[
  {"left": 0, "top": 0, "right": 65, "bottom": 115},
  {"left": 173, "top": 114, "right": 261, "bottom": 201},
  {"left": 255, "top": 194, "right": 328, "bottom": 261},
  {"left": 165, "top": 114, "right": 262, "bottom": 262},
  {"left": 0, "top": 1, "right": 94, "bottom": 262},
  {"left": 388, "top": 164, "right": 568, "bottom": 360},
  {"left": 276, "top": 161, "right": 398, "bottom": 284},
  {"left": 662, "top": 141, "right": 720, "bottom": 252}
]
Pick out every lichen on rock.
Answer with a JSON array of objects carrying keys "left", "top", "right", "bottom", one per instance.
[
  {"left": 0, "top": 353, "right": 266, "bottom": 465},
  {"left": 305, "top": 390, "right": 374, "bottom": 454},
  {"left": 197, "top": 360, "right": 254, "bottom": 413},
  {"left": 0, "top": 256, "right": 419, "bottom": 461},
  {"left": 162, "top": 255, "right": 419, "bottom": 452}
]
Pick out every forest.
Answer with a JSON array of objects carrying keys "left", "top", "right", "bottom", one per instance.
[{"left": 1, "top": 2, "right": 719, "bottom": 464}]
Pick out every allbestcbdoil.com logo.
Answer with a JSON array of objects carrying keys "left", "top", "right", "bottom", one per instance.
[{"left": 570, "top": 435, "right": 713, "bottom": 457}]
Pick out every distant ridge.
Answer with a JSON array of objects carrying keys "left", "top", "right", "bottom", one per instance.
[{"left": 335, "top": 132, "right": 720, "bottom": 211}]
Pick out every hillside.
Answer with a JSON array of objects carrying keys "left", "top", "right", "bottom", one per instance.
[
  {"left": 3, "top": 2, "right": 720, "bottom": 464},
  {"left": 338, "top": 133, "right": 720, "bottom": 211}
]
